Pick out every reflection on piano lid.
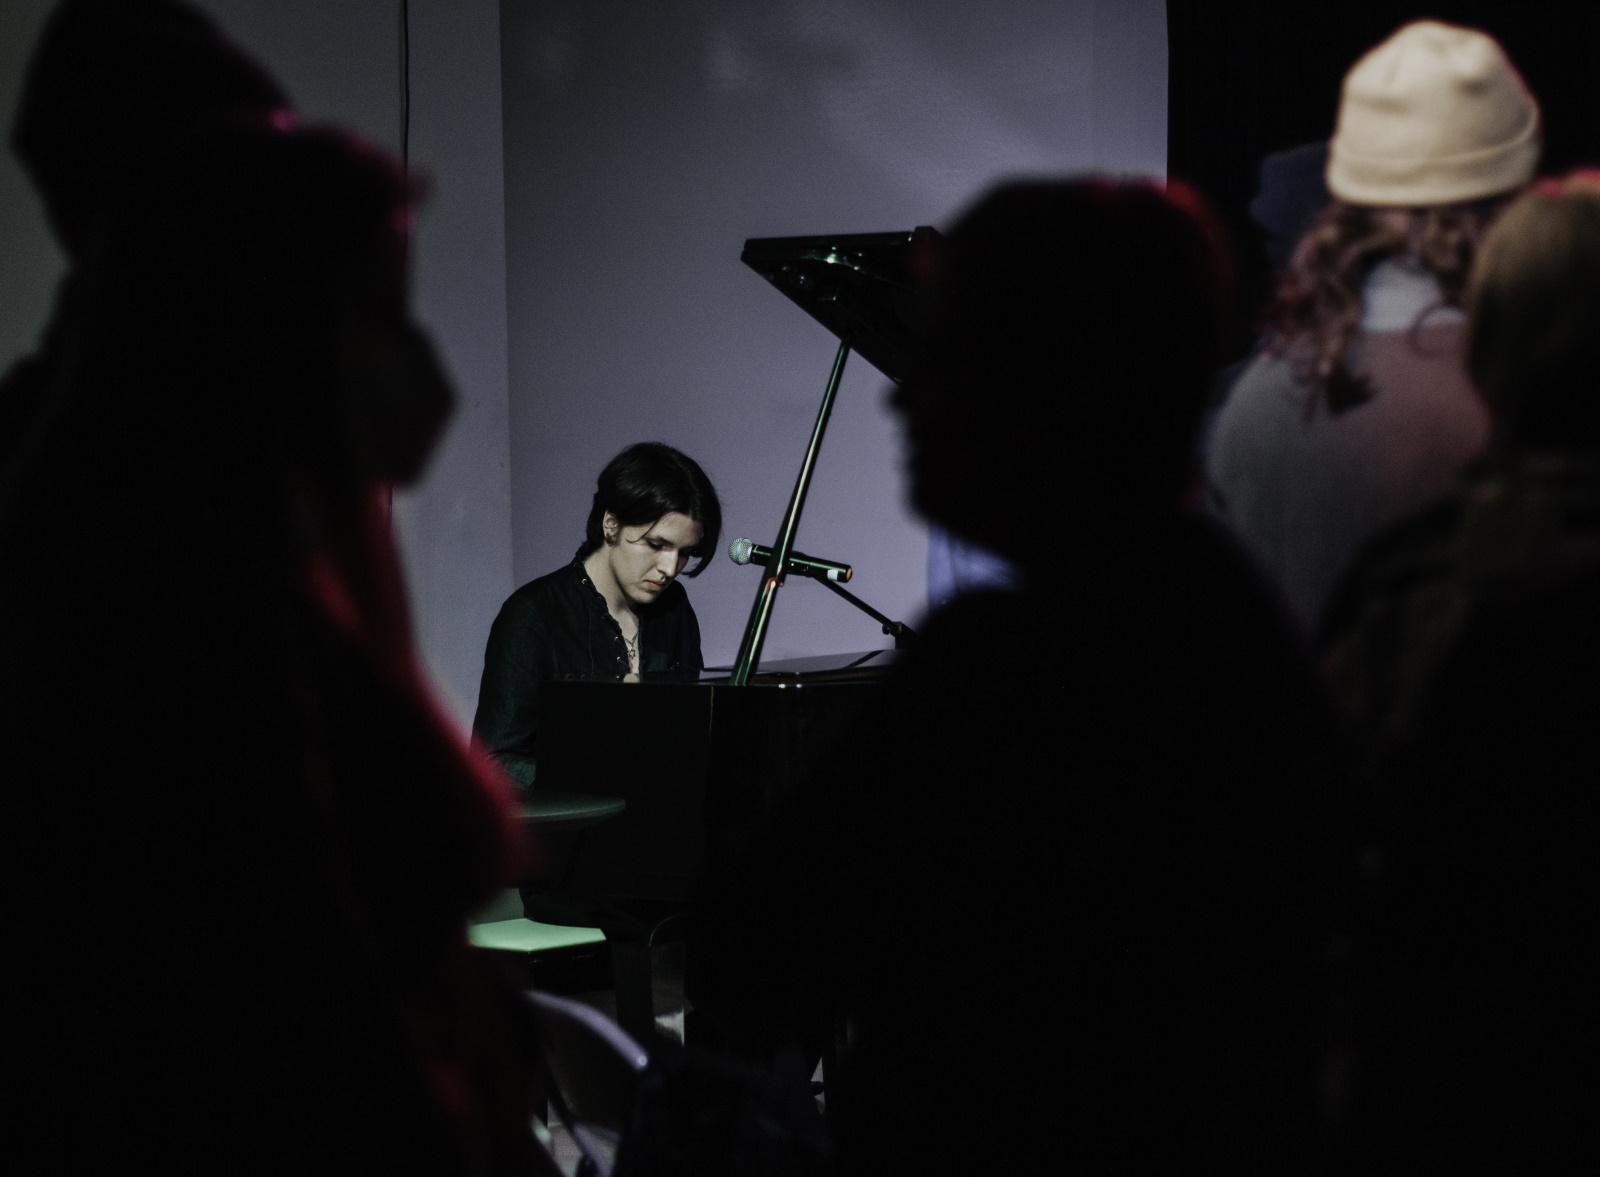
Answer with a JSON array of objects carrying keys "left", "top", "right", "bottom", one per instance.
[
  {"left": 699, "top": 648, "right": 898, "bottom": 684},
  {"left": 740, "top": 227, "right": 941, "bottom": 386}
]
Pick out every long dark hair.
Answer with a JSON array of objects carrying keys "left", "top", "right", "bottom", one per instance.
[
  {"left": 577, "top": 442, "right": 722, "bottom": 576},
  {"left": 1265, "top": 199, "right": 1501, "bottom": 413}
]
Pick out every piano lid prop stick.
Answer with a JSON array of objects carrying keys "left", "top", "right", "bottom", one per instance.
[{"left": 730, "top": 338, "right": 852, "bottom": 685}]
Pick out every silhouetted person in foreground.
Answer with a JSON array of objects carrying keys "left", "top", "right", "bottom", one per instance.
[
  {"left": 2, "top": 0, "right": 289, "bottom": 477},
  {"left": 0, "top": 124, "right": 551, "bottom": 1174},
  {"left": 696, "top": 179, "right": 1348, "bottom": 1176},
  {"left": 1335, "top": 173, "right": 1600, "bottom": 1174}
]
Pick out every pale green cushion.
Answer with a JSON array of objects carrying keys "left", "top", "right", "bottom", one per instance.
[{"left": 469, "top": 918, "right": 606, "bottom": 953}]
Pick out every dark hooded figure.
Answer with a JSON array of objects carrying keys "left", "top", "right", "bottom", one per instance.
[
  {"left": 0, "top": 119, "right": 553, "bottom": 1173},
  {"left": 2, "top": 0, "right": 288, "bottom": 474},
  {"left": 693, "top": 179, "right": 1348, "bottom": 1176}
]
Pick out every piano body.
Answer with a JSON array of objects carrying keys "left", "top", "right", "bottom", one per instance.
[
  {"left": 532, "top": 226, "right": 939, "bottom": 904},
  {"left": 537, "top": 654, "right": 891, "bottom": 903}
]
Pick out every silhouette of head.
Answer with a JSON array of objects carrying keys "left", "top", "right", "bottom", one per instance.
[
  {"left": 897, "top": 178, "right": 1230, "bottom": 572},
  {"left": 61, "top": 123, "right": 449, "bottom": 525},
  {"left": 1469, "top": 170, "right": 1600, "bottom": 451},
  {"left": 11, "top": 0, "right": 289, "bottom": 256}
]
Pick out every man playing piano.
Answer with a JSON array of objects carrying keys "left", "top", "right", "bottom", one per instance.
[{"left": 472, "top": 442, "right": 721, "bottom": 792}]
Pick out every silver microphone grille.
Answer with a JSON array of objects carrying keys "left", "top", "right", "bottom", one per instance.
[{"left": 728, "top": 537, "right": 755, "bottom": 565}]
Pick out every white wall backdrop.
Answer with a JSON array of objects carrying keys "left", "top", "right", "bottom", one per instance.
[
  {"left": 499, "top": 0, "right": 1167, "bottom": 668},
  {"left": 5, "top": 0, "right": 1166, "bottom": 718}
]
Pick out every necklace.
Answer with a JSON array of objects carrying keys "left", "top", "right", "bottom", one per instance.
[{"left": 623, "top": 629, "right": 640, "bottom": 671}]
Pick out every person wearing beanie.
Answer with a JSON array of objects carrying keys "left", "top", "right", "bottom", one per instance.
[{"left": 1204, "top": 20, "right": 1540, "bottom": 631}]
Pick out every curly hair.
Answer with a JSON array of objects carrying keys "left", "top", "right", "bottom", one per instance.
[{"left": 1265, "top": 199, "right": 1501, "bottom": 413}]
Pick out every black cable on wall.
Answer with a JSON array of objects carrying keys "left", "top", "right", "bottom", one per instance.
[
  {"left": 390, "top": 0, "right": 412, "bottom": 520},
  {"left": 399, "top": 0, "right": 410, "bottom": 181}
]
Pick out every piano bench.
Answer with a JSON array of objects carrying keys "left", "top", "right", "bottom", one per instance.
[
  {"left": 470, "top": 919, "right": 609, "bottom": 992},
  {"left": 469, "top": 918, "right": 606, "bottom": 955}
]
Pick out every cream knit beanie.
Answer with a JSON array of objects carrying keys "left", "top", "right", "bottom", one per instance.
[{"left": 1327, "top": 21, "right": 1540, "bottom": 207}]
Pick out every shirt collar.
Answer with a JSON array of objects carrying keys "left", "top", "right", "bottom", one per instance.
[{"left": 1361, "top": 256, "right": 1465, "bottom": 332}]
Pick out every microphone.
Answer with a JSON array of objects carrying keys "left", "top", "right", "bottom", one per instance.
[{"left": 729, "top": 537, "right": 853, "bottom": 583}]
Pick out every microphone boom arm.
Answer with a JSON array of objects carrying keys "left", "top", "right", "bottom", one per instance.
[{"left": 819, "top": 577, "right": 916, "bottom": 649}]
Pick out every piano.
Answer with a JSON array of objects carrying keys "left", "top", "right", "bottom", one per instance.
[{"left": 532, "top": 226, "right": 940, "bottom": 906}]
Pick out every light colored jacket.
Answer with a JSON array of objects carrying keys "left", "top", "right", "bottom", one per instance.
[{"left": 1204, "top": 259, "right": 1490, "bottom": 630}]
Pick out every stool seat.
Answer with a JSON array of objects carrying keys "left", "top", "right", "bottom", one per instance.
[
  {"left": 469, "top": 918, "right": 606, "bottom": 954},
  {"left": 520, "top": 790, "right": 626, "bottom": 832}
]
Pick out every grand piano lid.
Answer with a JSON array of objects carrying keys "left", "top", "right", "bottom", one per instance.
[{"left": 740, "top": 227, "right": 942, "bottom": 385}]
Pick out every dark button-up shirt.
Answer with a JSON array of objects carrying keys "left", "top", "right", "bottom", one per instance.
[{"left": 472, "top": 557, "right": 703, "bottom": 791}]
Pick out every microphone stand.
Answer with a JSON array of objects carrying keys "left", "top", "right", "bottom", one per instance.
[{"left": 819, "top": 578, "right": 916, "bottom": 649}]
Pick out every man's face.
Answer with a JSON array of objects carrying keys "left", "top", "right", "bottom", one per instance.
[{"left": 601, "top": 511, "right": 705, "bottom": 607}]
